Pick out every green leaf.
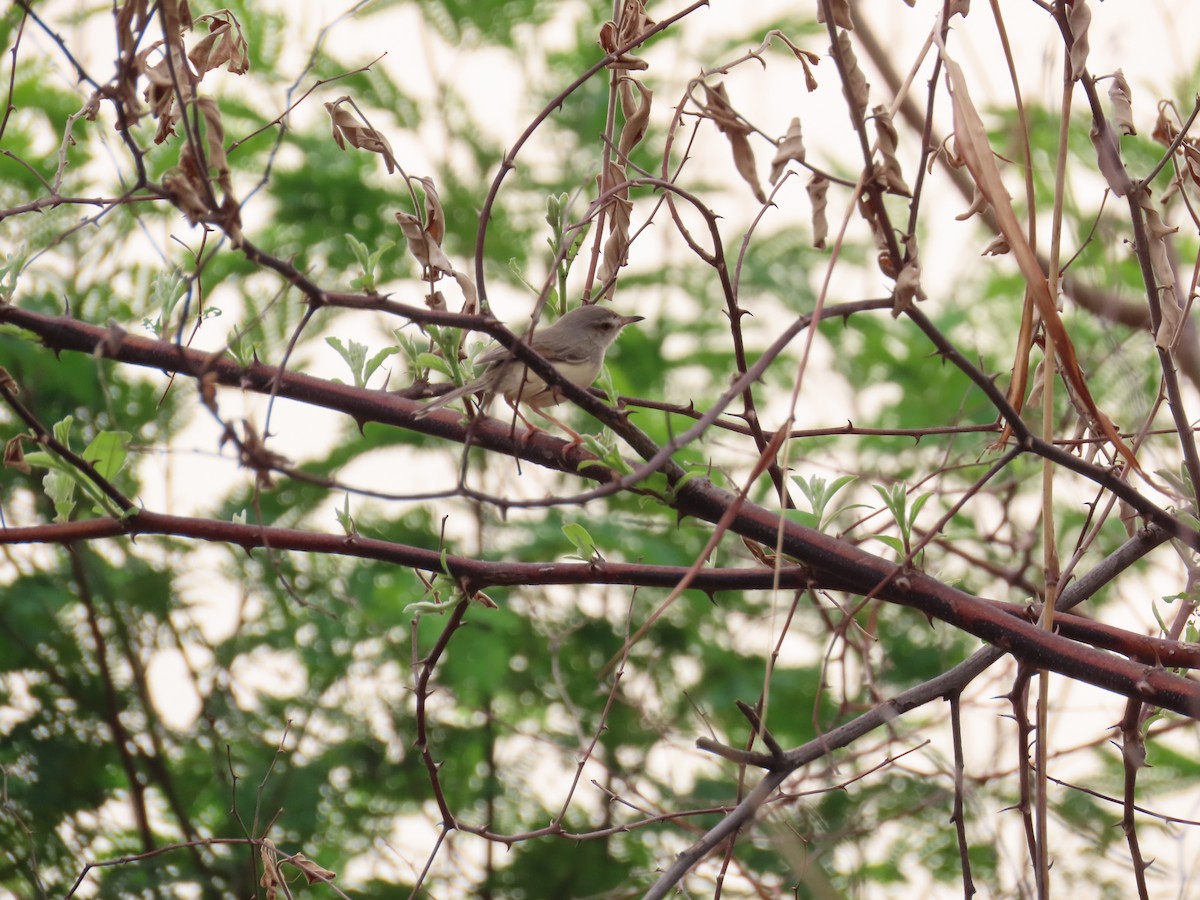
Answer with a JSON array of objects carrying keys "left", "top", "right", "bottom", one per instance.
[
  {"left": 43, "top": 468, "right": 76, "bottom": 523},
  {"left": 52, "top": 415, "right": 74, "bottom": 448},
  {"left": 416, "top": 352, "right": 456, "bottom": 380},
  {"left": 335, "top": 493, "right": 356, "bottom": 536},
  {"left": 875, "top": 534, "right": 905, "bottom": 558},
  {"left": 562, "top": 522, "right": 600, "bottom": 562},
  {"left": 82, "top": 431, "right": 130, "bottom": 482},
  {"left": 363, "top": 345, "right": 399, "bottom": 382}
]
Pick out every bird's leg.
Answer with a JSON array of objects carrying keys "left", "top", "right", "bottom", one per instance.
[
  {"left": 500, "top": 399, "right": 548, "bottom": 446},
  {"left": 529, "top": 405, "right": 586, "bottom": 446}
]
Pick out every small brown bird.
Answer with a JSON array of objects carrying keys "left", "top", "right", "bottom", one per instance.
[{"left": 418, "top": 304, "right": 643, "bottom": 440}]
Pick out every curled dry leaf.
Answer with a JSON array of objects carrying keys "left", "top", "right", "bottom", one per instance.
[
  {"left": 414, "top": 176, "right": 445, "bottom": 245},
  {"left": 189, "top": 10, "right": 250, "bottom": 76},
  {"left": 595, "top": 75, "right": 650, "bottom": 298},
  {"left": 394, "top": 177, "right": 479, "bottom": 311},
  {"left": 4, "top": 435, "right": 31, "bottom": 475},
  {"left": 1185, "top": 146, "right": 1200, "bottom": 189},
  {"left": 598, "top": 0, "right": 655, "bottom": 70},
  {"left": 1141, "top": 201, "right": 1183, "bottom": 349},
  {"left": 1151, "top": 100, "right": 1177, "bottom": 147},
  {"left": 892, "top": 260, "right": 926, "bottom": 316},
  {"left": 196, "top": 97, "right": 229, "bottom": 184},
  {"left": 162, "top": 0, "right": 193, "bottom": 33},
  {"left": 807, "top": 173, "right": 828, "bottom": 249},
  {"left": 395, "top": 211, "right": 455, "bottom": 275},
  {"left": 139, "top": 41, "right": 196, "bottom": 144},
  {"left": 1118, "top": 499, "right": 1139, "bottom": 537},
  {"left": 199, "top": 371, "right": 218, "bottom": 413},
  {"left": 769, "top": 117, "right": 805, "bottom": 184},
  {"left": 817, "top": 0, "right": 853, "bottom": 29},
  {"left": 596, "top": 161, "right": 633, "bottom": 298},
  {"left": 1108, "top": 69, "right": 1136, "bottom": 136},
  {"left": 1066, "top": 0, "right": 1092, "bottom": 82},
  {"left": 703, "top": 82, "right": 766, "bottom": 204},
  {"left": 1026, "top": 356, "right": 1046, "bottom": 408},
  {"left": 259, "top": 841, "right": 283, "bottom": 900},
  {"left": 941, "top": 53, "right": 1139, "bottom": 469},
  {"left": 857, "top": 195, "right": 896, "bottom": 277},
  {"left": 834, "top": 30, "right": 869, "bottom": 119},
  {"left": 287, "top": 853, "right": 337, "bottom": 885},
  {"left": 618, "top": 76, "right": 653, "bottom": 157},
  {"left": 955, "top": 184, "right": 989, "bottom": 221},
  {"left": 763, "top": 30, "right": 821, "bottom": 92},
  {"left": 872, "top": 105, "right": 911, "bottom": 196},
  {"left": 116, "top": 0, "right": 152, "bottom": 59},
  {"left": 1149, "top": 101, "right": 1200, "bottom": 187},
  {"left": 1090, "top": 121, "right": 1128, "bottom": 197},
  {"left": 981, "top": 235, "right": 1010, "bottom": 256},
  {"left": 453, "top": 270, "right": 478, "bottom": 315},
  {"left": 326, "top": 97, "right": 397, "bottom": 174},
  {"left": 162, "top": 163, "right": 211, "bottom": 223}
]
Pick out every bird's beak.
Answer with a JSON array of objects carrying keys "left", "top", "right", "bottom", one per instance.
[{"left": 619, "top": 315, "right": 645, "bottom": 326}]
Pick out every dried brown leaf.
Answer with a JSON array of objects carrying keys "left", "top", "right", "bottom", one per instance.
[
  {"left": 807, "top": 173, "right": 828, "bottom": 248},
  {"left": 453, "top": 270, "right": 478, "bottom": 315},
  {"left": 1157, "top": 288, "right": 1184, "bottom": 350},
  {"left": 1066, "top": 0, "right": 1091, "bottom": 81},
  {"left": 395, "top": 211, "right": 455, "bottom": 274},
  {"left": 139, "top": 41, "right": 196, "bottom": 144},
  {"left": 598, "top": 0, "right": 655, "bottom": 70},
  {"left": 764, "top": 30, "right": 821, "bottom": 92},
  {"left": 4, "top": 435, "right": 30, "bottom": 475},
  {"left": 834, "top": 30, "right": 868, "bottom": 119},
  {"left": 1108, "top": 69, "right": 1136, "bottom": 136},
  {"left": 1141, "top": 202, "right": 1182, "bottom": 348},
  {"left": 981, "top": 235, "right": 1010, "bottom": 256},
  {"left": 200, "top": 371, "right": 218, "bottom": 412},
  {"left": 260, "top": 840, "right": 283, "bottom": 900},
  {"left": 162, "top": 165, "right": 210, "bottom": 223},
  {"left": 817, "top": 0, "right": 853, "bottom": 29},
  {"left": 892, "top": 260, "right": 926, "bottom": 315},
  {"left": 160, "top": 0, "right": 193, "bottom": 35},
  {"left": 116, "top": 0, "right": 151, "bottom": 58},
  {"left": 289, "top": 854, "right": 337, "bottom": 885},
  {"left": 769, "top": 117, "right": 806, "bottom": 184},
  {"left": 597, "top": 161, "right": 633, "bottom": 298},
  {"left": 415, "top": 176, "right": 445, "bottom": 245},
  {"left": 189, "top": 11, "right": 250, "bottom": 76},
  {"left": 325, "top": 98, "right": 397, "bottom": 174},
  {"left": 1089, "top": 121, "right": 1128, "bottom": 197},
  {"left": 872, "top": 105, "right": 911, "bottom": 196},
  {"left": 196, "top": 97, "right": 228, "bottom": 176},
  {"left": 1152, "top": 100, "right": 1177, "bottom": 147},
  {"left": 800, "top": 55, "right": 820, "bottom": 92},
  {"left": 618, "top": 77, "right": 653, "bottom": 157},
  {"left": 955, "top": 183, "right": 988, "bottom": 221},
  {"left": 1026, "top": 357, "right": 1046, "bottom": 408},
  {"left": 942, "top": 54, "right": 1138, "bottom": 469},
  {"left": 1183, "top": 144, "right": 1200, "bottom": 189},
  {"left": 703, "top": 83, "right": 765, "bottom": 203}
]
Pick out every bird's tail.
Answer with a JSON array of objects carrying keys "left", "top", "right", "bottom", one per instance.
[{"left": 412, "top": 381, "right": 481, "bottom": 418}]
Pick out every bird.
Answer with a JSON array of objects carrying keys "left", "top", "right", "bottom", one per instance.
[{"left": 416, "top": 304, "right": 643, "bottom": 441}]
